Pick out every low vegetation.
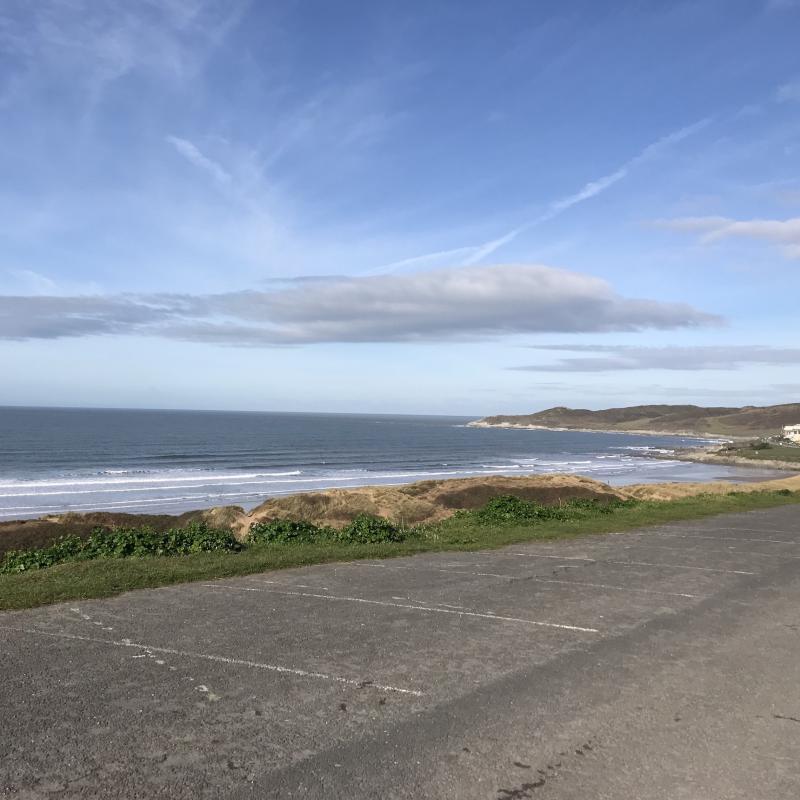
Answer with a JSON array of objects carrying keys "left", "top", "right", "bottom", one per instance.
[
  {"left": 247, "top": 513, "right": 405, "bottom": 545},
  {"left": 1, "top": 490, "right": 798, "bottom": 610},
  {"left": 0, "top": 521, "right": 240, "bottom": 574},
  {"left": 247, "top": 518, "right": 329, "bottom": 545},
  {"left": 718, "top": 440, "right": 800, "bottom": 464},
  {"left": 473, "top": 495, "right": 636, "bottom": 524}
]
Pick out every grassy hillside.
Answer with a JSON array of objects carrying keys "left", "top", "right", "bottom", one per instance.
[{"left": 472, "top": 403, "right": 800, "bottom": 437}]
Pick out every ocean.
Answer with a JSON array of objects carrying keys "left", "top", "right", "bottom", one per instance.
[{"left": 0, "top": 406, "right": 784, "bottom": 520}]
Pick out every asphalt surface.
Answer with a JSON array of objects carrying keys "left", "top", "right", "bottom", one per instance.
[{"left": 1, "top": 505, "right": 799, "bottom": 799}]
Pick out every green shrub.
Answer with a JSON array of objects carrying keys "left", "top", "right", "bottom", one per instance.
[
  {"left": 337, "top": 514, "right": 405, "bottom": 543},
  {"left": 0, "top": 522, "right": 240, "bottom": 574},
  {"left": 475, "top": 495, "right": 547, "bottom": 523},
  {"left": 0, "top": 534, "right": 86, "bottom": 573},
  {"left": 248, "top": 519, "right": 329, "bottom": 545},
  {"left": 565, "top": 498, "right": 636, "bottom": 514},
  {"left": 474, "top": 495, "right": 637, "bottom": 525}
]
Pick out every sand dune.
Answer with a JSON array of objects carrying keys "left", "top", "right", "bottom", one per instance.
[{"left": 2, "top": 471, "right": 798, "bottom": 554}]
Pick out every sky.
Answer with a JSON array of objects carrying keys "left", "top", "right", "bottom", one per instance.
[{"left": 1, "top": 0, "right": 799, "bottom": 415}]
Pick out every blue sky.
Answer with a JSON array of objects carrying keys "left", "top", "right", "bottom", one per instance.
[{"left": 1, "top": 0, "right": 799, "bottom": 414}]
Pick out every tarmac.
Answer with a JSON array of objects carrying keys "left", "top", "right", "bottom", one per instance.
[{"left": 1, "top": 504, "right": 799, "bottom": 798}]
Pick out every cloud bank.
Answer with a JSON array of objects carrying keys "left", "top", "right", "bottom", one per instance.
[
  {"left": 0, "top": 264, "right": 719, "bottom": 345},
  {"left": 655, "top": 216, "right": 800, "bottom": 258},
  {"left": 511, "top": 344, "right": 800, "bottom": 372}
]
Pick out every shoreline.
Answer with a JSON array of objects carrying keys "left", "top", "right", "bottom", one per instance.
[
  {"left": 465, "top": 420, "right": 741, "bottom": 441},
  {"left": 1, "top": 463, "right": 798, "bottom": 539},
  {"left": 0, "top": 456, "right": 789, "bottom": 523},
  {"left": 1, "top": 447, "right": 795, "bottom": 526},
  {"left": 657, "top": 445, "right": 800, "bottom": 473}
]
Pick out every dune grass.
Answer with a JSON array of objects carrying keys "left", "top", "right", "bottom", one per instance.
[{"left": 1, "top": 490, "right": 798, "bottom": 611}]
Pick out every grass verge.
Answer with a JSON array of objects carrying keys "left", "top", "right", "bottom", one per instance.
[
  {"left": 718, "top": 442, "right": 800, "bottom": 463},
  {"left": 1, "top": 490, "right": 798, "bottom": 611}
]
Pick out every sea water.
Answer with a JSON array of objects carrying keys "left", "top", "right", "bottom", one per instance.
[{"left": 0, "top": 407, "right": 785, "bottom": 519}]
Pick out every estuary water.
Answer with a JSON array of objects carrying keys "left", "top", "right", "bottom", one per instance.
[{"left": 0, "top": 406, "right": 785, "bottom": 519}]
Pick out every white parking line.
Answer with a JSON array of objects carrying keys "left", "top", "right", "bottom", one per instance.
[
  {"left": 348, "top": 561, "right": 698, "bottom": 599},
  {"left": 606, "top": 559, "right": 755, "bottom": 575},
  {"left": 507, "top": 552, "right": 755, "bottom": 575},
  {"left": 440, "top": 569, "right": 700, "bottom": 599},
  {"left": 204, "top": 583, "right": 600, "bottom": 633},
  {"left": 684, "top": 527, "right": 797, "bottom": 536},
  {"left": 611, "top": 542, "right": 800, "bottom": 560},
  {"left": 510, "top": 553, "right": 596, "bottom": 561},
  {"left": 0, "top": 626, "right": 422, "bottom": 696},
  {"left": 628, "top": 531, "right": 797, "bottom": 545}
]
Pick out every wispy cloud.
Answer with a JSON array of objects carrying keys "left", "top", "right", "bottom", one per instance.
[
  {"left": 365, "top": 245, "right": 481, "bottom": 276},
  {"left": 505, "top": 380, "right": 797, "bottom": 404},
  {"left": 511, "top": 344, "right": 800, "bottom": 372},
  {"left": 6, "top": 269, "right": 58, "bottom": 294},
  {"left": 766, "top": 0, "right": 800, "bottom": 12},
  {"left": 166, "top": 136, "right": 232, "bottom": 185},
  {"left": 460, "top": 119, "right": 711, "bottom": 265},
  {"left": 379, "top": 118, "right": 711, "bottom": 273},
  {"left": 654, "top": 215, "right": 800, "bottom": 258},
  {"left": 776, "top": 78, "right": 800, "bottom": 103},
  {"left": 0, "top": 264, "right": 720, "bottom": 345},
  {"left": 460, "top": 169, "right": 627, "bottom": 266},
  {"left": 1, "top": 267, "right": 101, "bottom": 296},
  {"left": 0, "top": 1, "right": 249, "bottom": 106}
]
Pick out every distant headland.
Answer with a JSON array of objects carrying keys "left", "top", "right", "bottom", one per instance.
[{"left": 468, "top": 402, "right": 800, "bottom": 440}]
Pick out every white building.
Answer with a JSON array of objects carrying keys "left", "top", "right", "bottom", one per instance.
[{"left": 783, "top": 424, "right": 800, "bottom": 444}]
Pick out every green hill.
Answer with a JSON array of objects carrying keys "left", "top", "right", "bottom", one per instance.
[{"left": 470, "top": 403, "right": 800, "bottom": 438}]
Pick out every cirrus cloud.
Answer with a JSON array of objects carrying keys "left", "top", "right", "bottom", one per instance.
[
  {"left": 654, "top": 215, "right": 800, "bottom": 258},
  {"left": 510, "top": 344, "right": 800, "bottom": 372},
  {"left": 0, "top": 264, "right": 721, "bottom": 345}
]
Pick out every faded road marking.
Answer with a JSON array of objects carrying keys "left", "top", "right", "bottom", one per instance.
[
  {"left": 0, "top": 626, "right": 423, "bottom": 696},
  {"left": 697, "top": 526, "right": 798, "bottom": 535},
  {"left": 439, "top": 569, "right": 700, "bottom": 599},
  {"left": 606, "top": 559, "right": 755, "bottom": 575},
  {"left": 510, "top": 553, "right": 598, "bottom": 561},
  {"left": 205, "top": 583, "right": 600, "bottom": 633},
  {"left": 639, "top": 532, "right": 799, "bottom": 546},
  {"left": 612, "top": 541, "right": 800, "bottom": 560},
  {"left": 68, "top": 607, "right": 113, "bottom": 632},
  {"left": 508, "top": 553, "right": 755, "bottom": 575},
  {"left": 356, "top": 561, "right": 698, "bottom": 599}
]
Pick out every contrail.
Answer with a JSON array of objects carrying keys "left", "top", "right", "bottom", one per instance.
[
  {"left": 372, "top": 117, "right": 711, "bottom": 274},
  {"left": 462, "top": 117, "right": 711, "bottom": 265}
]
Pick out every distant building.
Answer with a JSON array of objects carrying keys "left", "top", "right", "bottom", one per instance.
[{"left": 783, "top": 424, "right": 800, "bottom": 444}]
